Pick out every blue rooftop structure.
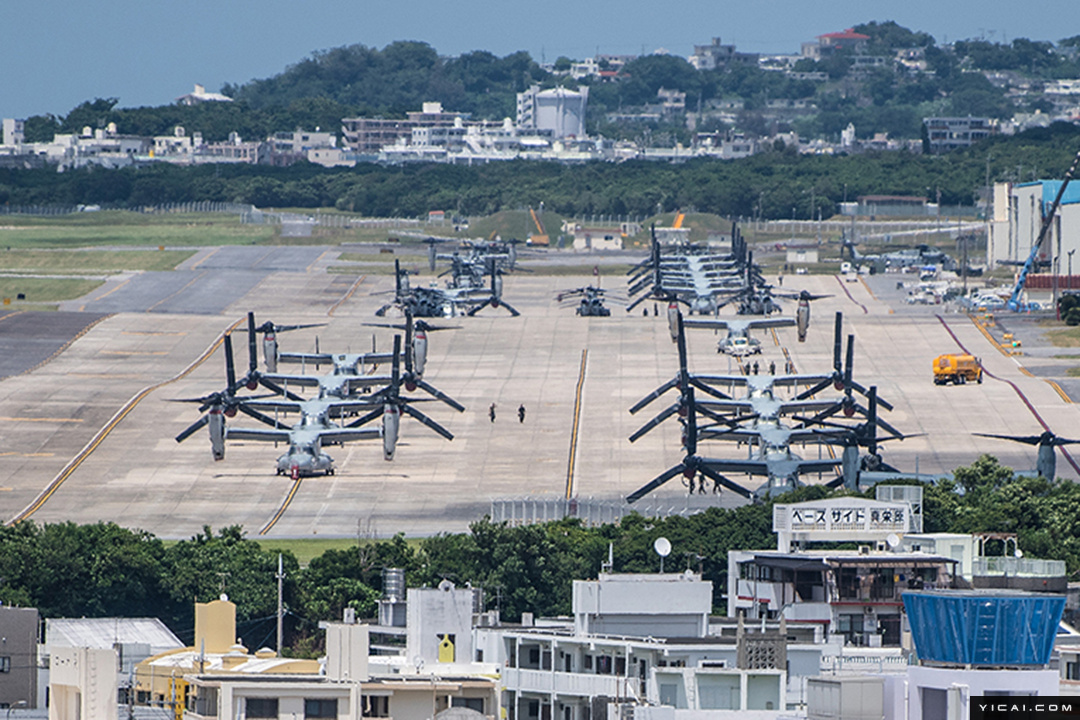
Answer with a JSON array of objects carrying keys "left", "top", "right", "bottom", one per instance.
[{"left": 902, "top": 590, "right": 1064, "bottom": 667}]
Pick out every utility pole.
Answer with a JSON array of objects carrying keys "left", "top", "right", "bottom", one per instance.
[{"left": 276, "top": 554, "right": 285, "bottom": 656}]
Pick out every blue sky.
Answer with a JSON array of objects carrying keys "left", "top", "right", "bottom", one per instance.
[{"left": 3, "top": 0, "right": 1080, "bottom": 119}]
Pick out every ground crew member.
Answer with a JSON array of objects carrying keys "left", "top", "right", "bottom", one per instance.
[{"left": 518, "top": 404, "right": 526, "bottom": 423}]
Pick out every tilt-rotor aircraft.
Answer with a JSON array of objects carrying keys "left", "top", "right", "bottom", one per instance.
[
  {"left": 683, "top": 316, "right": 796, "bottom": 356},
  {"left": 176, "top": 334, "right": 455, "bottom": 477}
]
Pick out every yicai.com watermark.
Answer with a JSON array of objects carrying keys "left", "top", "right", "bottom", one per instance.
[{"left": 971, "top": 696, "right": 1080, "bottom": 719}]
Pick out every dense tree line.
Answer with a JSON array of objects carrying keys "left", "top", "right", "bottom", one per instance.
[
  {"left": 3, "top": 123, "right": 1080, "bottom": 218},
  {"left": 3, "top": 455, "right": 1080, "bottom": 655}
]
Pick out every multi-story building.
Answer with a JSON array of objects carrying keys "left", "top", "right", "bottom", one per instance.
[
  {"left": 0, "top": 606, "right": 37, "bottom": 711},
  {"left": 516, "top": 86, "right": 589, "bottom": 139},
  {"left": 987, "top": 179, "right": 1080, "bottom": 278},
  {"left": 342, "top": 102, "right": 466, "bottom": 153},
  {"left": 922, "top": 116, "right": 995, "bottom": 154},
  {"left": 801, "top": 28, "right": 870, "bottom": 60},
  {"left": 689, "top": 38, "right": 758, "bottom": 71}
]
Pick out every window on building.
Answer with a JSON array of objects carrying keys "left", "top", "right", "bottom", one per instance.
[
  {"left": 837, "top": 614, "right": 865, "bottom": 646},
  {"left": 364, "top": 695, "right": 390, "bottom": 717},
  {"left": 1068, "top": 661, "right": 1080, "bottom": 681},
  {"left": 245, "top": 697, "right": 278, "bottom": 719},
  {"left": 305, "top": 698, "right": 339, "bottom": 718},
  {"left": 0, "top": 656, "right": 9, "bottom": 673},
  {"left": 456, "top": 698, "right": 485, "bottom": 713}
]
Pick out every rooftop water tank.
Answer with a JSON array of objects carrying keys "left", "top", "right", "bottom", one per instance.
[{"left": 902, "top": 590, "right": 1064, "bottom": 667}]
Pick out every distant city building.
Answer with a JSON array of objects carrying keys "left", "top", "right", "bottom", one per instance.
[
  {"left": 922, "top": 116, "right": 995, "bottom": 153},
  {"left": 342, "top": 102, "right": 467, "bottom": 153},
  {"left": 801, "top": 28, "right": 870, "bottom": 60},
  {"left": 689, "top": 37, "right": 759, "bottom": 70},
  {"left": 175, "top": 83, "right": 234, "bottom": 106},
  {"left": 1, "top": 118, "right": 25, "bottom": 146},
  {"left": 516, "top": 85, "right": 589, "bottom": 139}
]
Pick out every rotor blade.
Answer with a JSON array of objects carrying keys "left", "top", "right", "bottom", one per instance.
[
  {"left": 833, "top": 312, "right": 843, "bottom": 373},
  {"left": 237, "top": 404, "right": 286, "bottom": 429},
  {"left": 247, "top": 312, "right": 257, "bottom": 373},
  {"left": 845, "top": 378, "right": 894, "bottom": 410},
  {"left": 973, "top": 432, "right": 1045, "bottom": 446},
  {"left": 413, "top": 378, "right": 466, "bottom": 412},
  {"left": 697, "top": 464, "right": 753, "bottom": 498},
  {"left": 467, "top": 299, "right": 492, "bottom": 316},
  {"left": 175, "top": 414, "right": 210, "bottom": 443},
  {"left": 685, "top": 386, "right": 698, "bottom": 456},
  {"left": 688, "top": 378, "right": 734, "bottom": 401},
  {"left": 404, "top": 309, "right": 414, "bottom": 375},
  {"left": 257, "top": 376, "right": 306, "bottom": 402},
  {"left": 401, "top": 403, "right": 454, "bottom": 440},
  {"left": 224, "top": 334, "right": 237, "bottom": 392},
  {"left": 630, "top": 378, "right": 679, "bottom": 414},
  {"left": 345, "top": 407, "right": 383, "bottom": 428},
  {"left": 629, "top": 403, "right": 680, "bottom": 443},
  {"left": 627, "top": 464, "right": 685, "bottom": 504},
  {"left": 499, "top": 300, "right": 521, "bottom": 317},
  {"left": 392, "top": 335, "right": 401, "bottom": 388},
  {"left": 795, "top": 377, "right": 833, "bottom": 400}
]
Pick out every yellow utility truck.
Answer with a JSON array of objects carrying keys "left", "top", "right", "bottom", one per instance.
[{"left": 933, "top": 354, "right": 983, "bottom": 385}]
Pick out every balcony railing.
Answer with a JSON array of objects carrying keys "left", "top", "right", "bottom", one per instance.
[
  {"left": 973, "top": 557, "right": 1066, "bottom": 578},
  {"left": 502, "top": 668, "right": 639, "bottom": 700}
]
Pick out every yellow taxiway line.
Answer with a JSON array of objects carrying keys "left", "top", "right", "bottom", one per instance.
[
  {"left": 259, "top": 479, "right": 303, "bottom": 535},
  {"left": 328, "top": 275, "right": 367, "bottom": 317},
  {"left": 7, "top": 317, "right": 245, "bottom": 526},
  {"left": 565, "top": 349, "right": 588, "bottom": 500}
]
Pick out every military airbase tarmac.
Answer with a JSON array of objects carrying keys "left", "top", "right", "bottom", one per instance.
[{"left": 2, "top": 243, "right": 1079, "bottom": 538}]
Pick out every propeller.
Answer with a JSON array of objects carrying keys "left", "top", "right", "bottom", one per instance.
[
  {"left": 973, "top": 430, "right": 1080, "bottom": 479},
  {"left": 346, "top": 335, "right": 457, "bottom": 436},
  {"left": 627, "top": 387, "right": 752, "bottom": 502},
  {"left": 466, "top": 258, "right": 520, "bottom": 316},
  {"left": 795, "top": 313, "right": 894, "bottom": 411},
  {"left": 629, "top": 310, "right": 732, "bottom": 421}
]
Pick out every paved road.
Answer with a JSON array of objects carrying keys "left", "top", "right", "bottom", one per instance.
[
  {"left": 0, "top": 310, "right": 110, "bottom": 379},
  {"left": 3, "top": 255, "right": 1079, "bottom": 538},
  {"left": 60, "top": 246, "right": 332, "bottom": 315}
]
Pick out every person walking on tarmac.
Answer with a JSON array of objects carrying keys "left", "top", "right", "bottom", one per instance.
[
  {"left": 518, "top": 404, "right": 526, "bottom": 423},
  {"left": 489, "top": 403, "right": 496, "bottom": 423}
]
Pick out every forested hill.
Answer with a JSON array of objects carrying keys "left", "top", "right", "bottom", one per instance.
[
  {"left": 225, "top": 41, "right": 548, "bottom": 119},
  {"left": 3, "top": 122, "right": 1080, "bottom": 217}
]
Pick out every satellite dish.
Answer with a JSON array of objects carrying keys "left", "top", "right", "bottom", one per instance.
[
  {"left": 654, "top": 537, "right": 672, "bottom": 557},
  {"left": 1015, "top": 548, "right": 1024, "bottom": 558},
  {"left": 886, "top": 533, "right": 900, "bottom": 549}
]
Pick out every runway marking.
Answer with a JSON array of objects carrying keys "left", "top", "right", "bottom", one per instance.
[
  {"left": 259, "top": 478, "right": 303, "bottom": 535},
  {"left": 936, "top": 314, "right": 1080, "bottom": 476},
  {"left": 101, "top": 350, "right": 169, "bottom": 356},
  {"left": 966, "top": 315, "right": 1071, "bottom": 402},
  {"left": 834, "top": 276, "right": 869, "bottom": 314},
  {"left": 307, "top": 249, "right": 334, "bottom": 273},
  {"left": 79, "top": 275, "right": 135, "bottom": 310},
  {"left": 7, "top": 318, "right": 245, "bottom": 526},
  {"left": 189, "top": 247, "right": 221, "bottom": 270},
  {"left": 1047, "top": 380, "right": 1073, "bottom": 404},
  {"left": 16, "top": 313, "right": 113, "bottom": 378},
  {"left": 858, "top": 276, "right": 879, "bottom": 302},
  {"left": 0, "top": 416, "right": 83, "bottom": 423},
  {"left": 146, "top": 271, "right": 207, "bottom": 313},
  {"left": 0, "top": 310, "right": 27, "bottom": 324},
  {"left": 121, "top": 331, "right": 186, "bottom": 336},
  {"left": 565, "top": 349, "right": 588, "bottom": 500},
  {"left": 328, "top": 275, "right": 367, "bottom": 317},
  {"left": 0, "top": 452, "right": 54, "bottom": 458}
]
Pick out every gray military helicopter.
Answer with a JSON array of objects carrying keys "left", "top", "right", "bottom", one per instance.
[{"left": 556, "top": 285, "right": 626, "bottom": 316}]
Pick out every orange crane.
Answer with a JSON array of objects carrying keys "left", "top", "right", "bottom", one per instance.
[{"left": 528, "top": 206, "right": 549, "bottom": 246}]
